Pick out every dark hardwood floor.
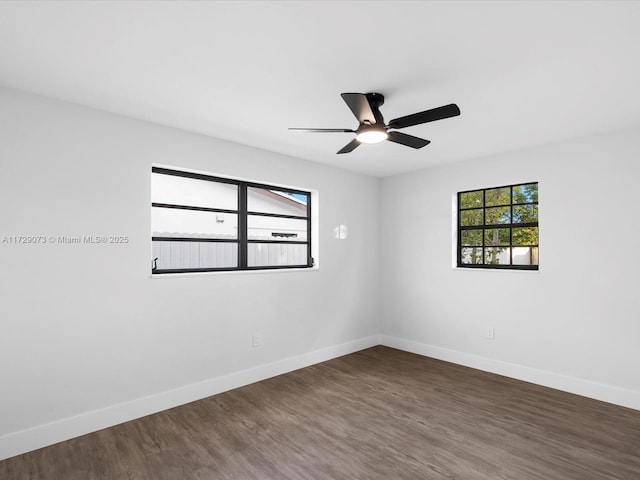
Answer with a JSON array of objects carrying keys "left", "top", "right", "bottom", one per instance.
[{"left": 2, "top": 346, "right": 640, "bottom": 479}]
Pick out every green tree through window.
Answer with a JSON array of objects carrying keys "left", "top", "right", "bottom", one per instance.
[{"left": 458, "top": 182, "right": 538, "bottom": 270}]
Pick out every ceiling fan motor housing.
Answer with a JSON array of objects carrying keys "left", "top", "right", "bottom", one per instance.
[
  {"left": 364, "top": 93, "right": 386, "bottom": 125},
  {"left": 365, "top": 92, "right": 384, "bottom": 109}
]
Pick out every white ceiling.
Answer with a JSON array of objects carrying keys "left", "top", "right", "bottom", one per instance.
[{"left": 1, "top": 1, "right": 640, "bottom": 177}]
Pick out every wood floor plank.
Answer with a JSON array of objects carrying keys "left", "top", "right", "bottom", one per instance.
[{"left": 2, "top": 346, "right": 639, "bottom": 479}]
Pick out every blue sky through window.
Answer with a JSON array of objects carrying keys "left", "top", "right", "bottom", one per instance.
[{"left": 274, "top": 191, "right": 308, "bottom": 205}]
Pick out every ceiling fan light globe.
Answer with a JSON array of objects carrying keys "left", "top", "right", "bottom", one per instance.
[{"left": 356, "top": 130, "right": 388, "bottom": 144}]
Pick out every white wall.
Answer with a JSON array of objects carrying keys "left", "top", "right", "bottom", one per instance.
[
  {"left": 0, "top": 88, "right": 381, "bottom": 459},
  {"left": 380, "top": 127, "right": 640, "bottom": 409}
]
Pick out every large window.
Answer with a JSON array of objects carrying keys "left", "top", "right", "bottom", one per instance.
[
  {"left": 457, "top": 182, "right": 538, "bottom": 270},
  {"left": 151, "top": 167, "right": 313, "bottom": 274}
]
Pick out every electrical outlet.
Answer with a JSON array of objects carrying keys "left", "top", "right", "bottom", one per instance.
[
  {"left": 485, "top": 327, "right": 495, "bottom": 340},
  {"left": 252, "top": 332, "right": 262, "bottom": 347}
]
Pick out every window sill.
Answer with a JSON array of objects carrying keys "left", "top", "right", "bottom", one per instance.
[
  {"left": 150, "top": 266, "right": 319, "bottom": 279},
  {"left": 452, "top": 266, "right": 540, "bottom": 273}
]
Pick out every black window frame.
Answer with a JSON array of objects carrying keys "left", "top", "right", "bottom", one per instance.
[
  {"left": 152, "top": 166, "right": 313, "bottom": 274},
  {"left": 457, "top": 182, "right": 539, "bottom": 271}
]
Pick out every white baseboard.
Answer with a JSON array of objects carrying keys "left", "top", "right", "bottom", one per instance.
[
  {"left": 0, "top": 335, "right": 380, "bottom": 461},
  {"left": 4, "top": 334, "right": 637, "bottom": 461},
  {"left": 380, "top": 335, "right": 640, "bottom": 411}
]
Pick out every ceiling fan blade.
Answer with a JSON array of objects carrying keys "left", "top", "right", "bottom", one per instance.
[
  {"left": 388, "top": 104, "right": 460, "bottom": 129},
  {"left": 288, "top": 128, "right": 354, "bottom": 133},
  {"left": 337, "top": 138, "right": 361, "bottom": 154},
  {"left": 387, "top": 131, "right": 431, "bottom": 149},
  {"left": 341, "top": 93, "right": 377, "bottom": 124}
]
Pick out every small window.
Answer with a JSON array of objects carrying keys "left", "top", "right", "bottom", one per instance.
[
  {"left": 457, "top": 182, "right": 538, "bottom": 270},
  {"left": 152, "top": 167, "right": 313, "bottom": 274}
]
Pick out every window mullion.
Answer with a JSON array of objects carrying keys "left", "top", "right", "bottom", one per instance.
[
  {"left": 457, "top": 193, "right": 462, "bottom": 266},
  {"left": 482, "top": 190, "right": 486, "bottom": 265},
  {"left": 509, "top": 186, "right": 513, "bottom": 265},
  {"left": 307, "top": 192, "right": 313, "bottom": 266},
  {"left": 238, "top": 184, "right": 248, "bottom": 269}
]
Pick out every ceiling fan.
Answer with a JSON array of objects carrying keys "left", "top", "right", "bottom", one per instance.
[{"left": 289, "top": 92, "right": 460, "bottom": 154}]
